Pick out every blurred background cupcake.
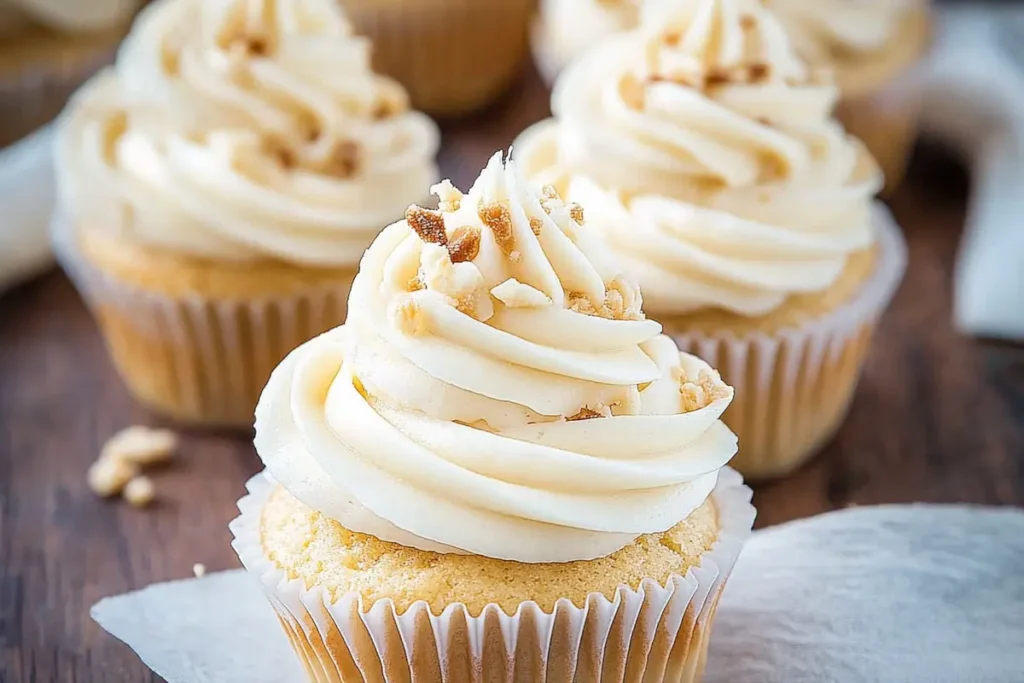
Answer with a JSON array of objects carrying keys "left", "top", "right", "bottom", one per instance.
[
  {"left": 53, "top": 0, "right": 439, "bottom": 429},
  {"left": 233, "top": 152, "right": 754, "bottom": 681},
  {"left": 0, "top": 0, "right": 144, "bottom": 147},
  {"left": 767, "top": 0, "right": 932, "bottom": 194},
  {"left": 516, "top": 0, "right": 907, "bottom": 479},
  {"left": 339, "top": 0, "right": 535, "bottom": 117},
  {"left": 531, "top": 0, "right": 640, "bottom": 84}
]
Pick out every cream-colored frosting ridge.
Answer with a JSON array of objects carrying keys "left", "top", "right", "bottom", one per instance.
[
  {"left": 255, "top": 152, "right": 737, "bottom": 563},
  {"left": 57, "top": 0, "right": 439, "bottom": 267},
  {"left": 533, "top": 0, "right": 640, "bottom": 78},
  {"left": 517, "top": 0, "right": 882, "bottom": 318}
]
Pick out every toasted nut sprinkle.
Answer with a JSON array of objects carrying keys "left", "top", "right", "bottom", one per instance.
[
  {"left": 193, "top": 563, "right": 207, "bottom": 578},
  {"left": 392, "top": 298, "right": 426, "bottom": 336},
  {"left": 447, "top": 226, "right": 481, "bottom": 263},
  {"left": 749, "top": 63, "right": 770, "bottom": 83},
  {"left": 529, "top": 217, "right": 543, "bottom": 235},
  {"left": 407, "top": 276, "right": 425, "bottom": 292},
  {"left": 88, "top": 457, "right": 139, "bottom": 498},
  {"left": 124, "top": 476, "right": 156, "bottom": 508},
  {"left": 679, "top": 369, "right": 731, "bottom": 412},
  {"left": 705, "top": 68, "right": 731, "bottom": 87},
  {"left": 406, "top": 206, "right": 448, "bottom": 246},
  {"left": 541, "top": 185, "right": 559, "bottom": 201},
  {"left": 568, "top": 203, "right": 585, "bottom": 225},
  {"left": 479, "top": 202, "right": 515, "bottom": 257},
  {"left": 102, "top": 425, "right": 177, "bottom": 466},
  {"left": 567, "top": 405, "right": 610, "bottom": 421},
  {"left": 329, "top": 140, "right": 362, "bottom": 178}
]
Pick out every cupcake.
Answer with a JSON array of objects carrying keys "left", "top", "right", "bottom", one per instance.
[
  {"left": 766, "top": 0, "right": 931, "bottom": 194},
  {"left": 338, "top": 0, "right": 534, "bottom": 117},
  {"left": 515, "top": 0, "right": 907, "bottom": 478},
  {"left": 231, "top": 151, "right": 755, "bottom": 681},
  {"left": 53, "top": 0, "right": 440, "bottom": 428},
  {"left": 531, "top": 0, "right": 640, "bottom": 85},
  {"left": 0, "top": 0, "right": 143, "bottom": 146}
]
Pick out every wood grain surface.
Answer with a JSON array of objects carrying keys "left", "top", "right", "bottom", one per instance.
[{"left": 2, "top": 68, "right": 1023, "bottom": 683}]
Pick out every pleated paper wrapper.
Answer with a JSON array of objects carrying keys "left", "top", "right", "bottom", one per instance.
[
  {"left": 229, "top": 469, "right": 755, "bottom": 683},
  {"left": 670, "top": 205, "right": 907, "bottom": 480}
]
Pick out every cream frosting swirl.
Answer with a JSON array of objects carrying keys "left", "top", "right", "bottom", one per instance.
[
  {"left": 766, "top": 0, "right": 922, "bottom": 64},
  {"left": 57, "top": 0, "right": 439, "bottom": 267},
  {"left": 516, "top": 0, "right": 882, "bottom": 317},
  {"left": 534, "top": 0, "right": 640, "bottom": 78},
  {"left": 255, "top": 152, "right": 738, "bottom": 563}
]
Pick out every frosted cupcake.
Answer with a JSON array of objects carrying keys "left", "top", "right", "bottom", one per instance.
[
  {"left": 231, "top": 152, "right": 754, "bottom": 681},
  {"left": 515, "top": 0, "right": 907, "bottom": 478},
  {"left": 338, "top": 0, "right": 534, "bottom": 117},
  {"left": 767, "top": 0, "right": 931, "bottom": 193},
  {"left": 531, "top": 0, "right": 640, "bottom": 85},
  {"left": 53, "top": 0, "right": 439, "bottom": 428}
]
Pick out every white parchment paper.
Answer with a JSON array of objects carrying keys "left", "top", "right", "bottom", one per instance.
[{"left": 91, "top": 505, "right": 1024, "bottom": 683}]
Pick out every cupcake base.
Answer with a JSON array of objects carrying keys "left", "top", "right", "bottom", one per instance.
[
  {"left": 666, "top": 205, "right": 907, "bottom": 480},
  {"left": 230, "top": 469, "right": 755, "bottom": 682},
  {"left": 53, "top": 218, "right": 353, "bottom": 429}
]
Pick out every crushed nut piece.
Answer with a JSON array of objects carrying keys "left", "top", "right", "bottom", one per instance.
[
  {"left": 567, "top": 278, "right": 645, "bottom": 321},
  {"left": 392, "top": 298, "right": 427, "bottom": 336},
  {"left": 101, "top": 425, "right": 177, "bottom": 466},
  {"left": 124, "top": 476, "right": 156, "bottom": 508},
  {"left": 275, "top": 146, "right": 296, "bottom": 169},
  {"left": 193, "top": 563, "right": 207, "bottom": 578},
  {"left": 328, "top": 140, "right": 362, "bottom": 178},
  {"left": 447, "top": 226, "right": 481, "bottom": 263},
  {"left": 529, "top": 218, "right": 543, "bottom": 235},
  {"left": 679, "top": 369, "right": 730, "bottom": 412},
  {"left": 407, "top": 276, "right": 425, "bottom": 292},
  {"left": 406, "top": 206, "right": 448, "bottom": 245},
  {"left": 479, "top": 202, "right": 516, "bottom": 257},
  {"left": 749, "top": 63, "right": 770, "bottom": 83},
  {"left": 88, "top": 457, "right": 139, "bottom": 498},
  {"left": 705, "top": 68, "right": 731, "bottom": 87},
  {"left": 567, "top": 404, "right": 611, "bottom": 421},
  {"left": 568, "top": 203, "right": 585, "bottom": 225},
  {"left": 509, "top": 250, "right": 522, "bottom": 263},
  {"left": 740, "top": 14, "right": 755, "bottom": 29}
]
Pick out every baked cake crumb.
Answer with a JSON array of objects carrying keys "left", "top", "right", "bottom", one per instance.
[
  {"left": 124, "top": 476, "right": 155, "bottom": 508},
  {"left": 406, "top": 206, "right": 448, "bottom": 245},
  {"left": 478, "top": 202, "right": 516, "bottom": 257},
  {"left": 447, "top": 226, "right": 481, "bottom": 263}
]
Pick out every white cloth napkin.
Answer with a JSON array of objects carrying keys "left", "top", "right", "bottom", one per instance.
[
  {"left": 0, "top": 124, "right": 56, "bottom": 295},
  {"left": 919, "top": 5, "right": 1024, "bottom": 341},
  {"left": 91, "top": 505, "right": 1024, "bottom": 683}
]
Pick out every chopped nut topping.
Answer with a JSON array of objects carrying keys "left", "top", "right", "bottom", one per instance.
[
  {"left": 479, "top": 202, "right": 516, "bottom": 257},
  {"left": 406, "top": 206, "right": 448, "bottom": 246},
  {"left": 245, "top": 37, "right": 268, "bottom": 56},
  {"left": 749, "top": 63, "right": 770, "bottom": 83},
  {"left": 568, "top": 203, "right": 585, "bottom": 225},
  {"left": 193, "top": 563, "right": 207, "bottom": 578},
  {"left": 678, "top": 368, "right": 731, "bottom": 412},
  {"left": 567, "top": 404, "right": 612, "bottom": 421},
  {"left": 101, "top": 426, "right": 177, "bottom": 466},
  {"left": 740, "top": 14, "right": 756, "bottom": 29},
  {"left": 328, "top": 140, "right": 362, "bottom": 178},
  {"left": 529, "top": 218, "right": 543, "bottom": 236},
  {"left": 447, "top": 226, "right": 481, "bottom": 263},
  {"left": 88, "top": 457, "right": 139, "bottom": 498},
  {"left": 705, "top": 68, "right": 731, "bottom": 87},
  {"left": 275, "top": 146, "right": 296, "bottom": 169},
  {"left": 567, "top": 278, "right": 644, "bottom": 321},
  {"left": 392, "top": 298, "right": 426, "bottom": 336},
  {"left": 756, "top": 116, "right": 772, "bottom": 126},
  {"left": 407, "top": 276, "right": 425, "bottom": 292},
  {"left": 541, "top": 185, "right": 560, "bottom": 201},
  {"left": 124, "top": 476, "right": 156, "bottom": 508}
]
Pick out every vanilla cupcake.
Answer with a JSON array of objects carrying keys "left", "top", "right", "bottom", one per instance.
[
  {"left": 531, "top": 0, "right": 640, "bottom": 85},
  {"left": 339, "top": 0, "right": 534, "bottom": 117},
  {"left": 767, "top": 0, "right": 931, "bottom": 193},
  {"left": 52, "top": 0, "right": 439, "bottom": 428},
  {"left": 231, "top": 152, "right": 754, "bottom": 681},
  {"left": 515, "top": 0, "right": 906, "bottom": 478}
]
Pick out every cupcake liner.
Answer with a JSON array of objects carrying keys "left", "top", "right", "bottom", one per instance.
[
  {"left": 339, "top": 0, "right": 534, "bottom": 117},
  {"left": 669, "top": 205, "right": 907, "bottom": 480},
  {"left": 230, "top": 468, "right": 755, "bottom": 683},
  {"left": 52, "top": 215, "right": 351, "bottom": 429}
]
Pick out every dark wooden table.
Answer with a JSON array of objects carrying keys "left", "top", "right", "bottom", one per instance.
[{"left": 2, "top": 67, "right": 1023, "bottom": 683}]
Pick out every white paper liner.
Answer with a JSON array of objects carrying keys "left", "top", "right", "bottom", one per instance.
[
  {"left": 51, "top": 213, "right": 351, "bottom": 428},
  {"left": 669, "top": 204, "right": 907, "bottom": 479},
  {"left": 229, "top": 468, "right": 754, "bottom": 682}
]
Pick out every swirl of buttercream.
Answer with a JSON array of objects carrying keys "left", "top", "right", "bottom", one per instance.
[
  {"left": 57, "top": 0, "right": 439, "bottom": 267},
  {"left": 255, "top": 152, "right": 738, "bottom": 563},
  {"left": 516, "top": 0, "right": 882, "bottom": 317},
  {"left": 765, "top": 0, "right": 923, "bottom": 64}
]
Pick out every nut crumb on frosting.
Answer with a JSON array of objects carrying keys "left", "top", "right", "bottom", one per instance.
[
  {"left": 478, "top": 202, "right": 516, "bottom": 258},
  {"left": 748, "top": 63, "right": 771, "bottom": 83},
  {"left": 529, "top": 218, "right": 543, "bottom": 235},
  {"left": 491, "top": 279, "right": 553, "bottom": 308},
  {"left": 568, "top": 203, "right": 585, "bottom": 225},
  {"left": 567, "top": 404, "right": 612, "bottom": 421},
  {"left": 567, "top": 278, "right": 644, "bottom": 322},
  {"left": 447, "top": 226, "right": 481, "bottom": 263},
  {"left": 406, "top": 206, "right": 448, "bottom": 246},
  {"left": 675, "top": 367, "right": 730, "bottom": 412},
  {"left": 328, "top": 140, "right": 362, "bottom": 178}
]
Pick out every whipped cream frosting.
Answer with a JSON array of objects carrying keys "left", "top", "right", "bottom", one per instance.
[
  {"left": 57, "top": 0, "right": 439, "bottom": 267},
  {"left": 766, "top": 0, "right": 922, "bottom": 64},
  {"left": 534, "top": 0, "right": 640, "bottom": 77},
  {"left": 255, "top": 152, "right": 737, "bottom": 563},
  {"left": 516, "top": 0, "right": 882, "bottom": 317}
]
